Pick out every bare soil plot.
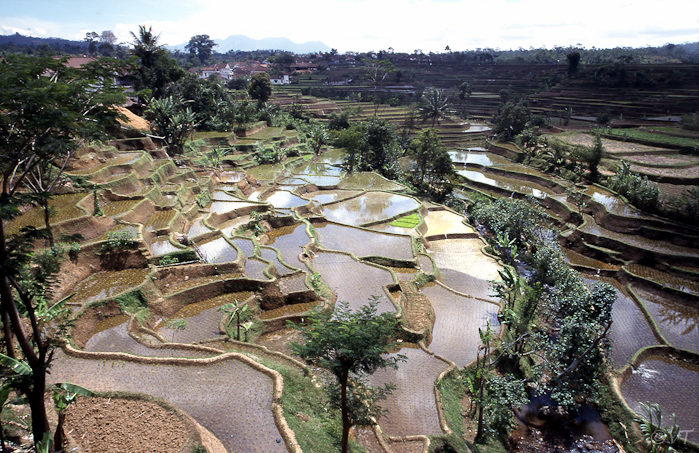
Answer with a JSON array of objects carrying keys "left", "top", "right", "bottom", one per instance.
[
  {"left": 339, "top": 172, "right": 406, "bottom": 191},
  {"left": 553, "top": 133, "right": 669, "bottom": 155}
]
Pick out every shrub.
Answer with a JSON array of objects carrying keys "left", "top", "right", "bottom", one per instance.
[
  {"left": 606, "top": 161, "right": 660, "bottom": 211},
  {"left": 101, "top": 230, "right": 137, "bottom": 253}
]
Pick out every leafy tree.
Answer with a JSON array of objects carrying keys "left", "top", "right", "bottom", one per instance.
[
  {"left": 458, "top": 81, "right": 472, "bottom": 101},
  {"left": 567, "top": 51, "right": 581, "bottom": 76},
  {"left": 493, "top": 100, "right": 531, "bottom": 140},
  {"left": 0, "top": 55, "right": 124, "bottom": 446},
  {"left": 417, "top": 87, "right": 451, "bottom": 127},
  {"left": 99, "top": 30, "right": 117, "bottom": 45},
  {"left": 291, "top": 299, "right": 405, "bottom": 453},
  {"left": 248, "top": 72, "right": 273, "bottom": 107},
  {"left": 185, "top": 34, "right": 217, "bottom": 65},
  {"left": 411, "top": 128, "right": 454, "bottom": 192},
  {"left": 145, "top": 96, "right": 197, "bottom": 155}
]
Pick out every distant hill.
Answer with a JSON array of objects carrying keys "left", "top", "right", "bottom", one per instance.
[{"left": 171, "top": 35, "right": 332, "bottom": 54}]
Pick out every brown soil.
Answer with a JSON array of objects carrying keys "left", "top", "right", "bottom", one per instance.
[{"left": 63, "top": 396, "right": 195, "bottom": 453}]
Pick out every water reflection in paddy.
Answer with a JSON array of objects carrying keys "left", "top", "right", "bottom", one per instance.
[
  {"left": 266, "top": 223, "right": 311, "bottom": 268},
  {"left": 631, "top": 284, "right": 699, "bottom": 353},
  {"left": 209, "top": 200, "right": 262, "bottom": 214},
  {"left": 320, "top": 192, "right": 420, "bottom": 226},
  {"left": 427, "top": 239, "right": 500, "bottom": 300},
  {"left": 457, "top": 169, "right": 549, "bottom": 199},
  {"left": 586, "top": 186, "right": 642, "bottom": 218},
  {"left": 304, "top": 190, "right": 362, "bottom": 205},
  {"left": 448, "top": 151, "right": 510, "bottom": 166},
  {"left": 148, "top": 236, "right": 182, "bottom": 257},
  {"left": 423, "top": 210, "right": 474, "bottom": 237},
  {"left": 197, "top": 237, "right": 238, "bottom": 264},
  {"left": 622, "top": 357, "right": 699, "bottom": 443},
  {"left": 263, "top": 191, "right": 309, "bottom": 210},
  {"left": 314, "top": 222, "right": 414, "bottom": 261}
]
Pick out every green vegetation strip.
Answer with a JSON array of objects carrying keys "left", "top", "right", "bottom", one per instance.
[{"left": 390, "top": 213, "right": 421, "bottom": 228}]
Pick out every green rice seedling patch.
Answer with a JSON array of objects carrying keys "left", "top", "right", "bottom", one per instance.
[
  {"left": 69, "top": 268, "right": 151, "bottom": 305},
  {"left": 100, "top": 199, "right": 141, "bottom": 219},
  {"left": 608, "top": 128, "right": 699, "bottom": 148},
  {"left": 5, "top": 192, "right": 88, "bottom": 235},
  {"left": 144, "top": 210, "right": 176, "bottom": 232},
  {"left": 390, "top": 213, "right": 420, "bottom": 228}
]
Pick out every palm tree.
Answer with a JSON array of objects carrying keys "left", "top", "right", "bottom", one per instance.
[
  {"left": 130, "top": 25, "right": 162, "bottom": 65},
  {"left": 417, "top": 87, "right": 450, "bottom": 127}
]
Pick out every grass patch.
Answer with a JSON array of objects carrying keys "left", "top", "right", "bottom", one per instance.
[
  {"left": 276, "top": 366, "right": 365, "bottom": 453},
  {"left": 606, "top": 128, "right": 699, "bottom": 148},
  {"left": 390, "top": 212, "right": 420, "bottom": 228}
]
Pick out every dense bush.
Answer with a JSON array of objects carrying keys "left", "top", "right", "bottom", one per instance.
[{"left": 606, "top": 161, "right": 660, "bottom": 211}]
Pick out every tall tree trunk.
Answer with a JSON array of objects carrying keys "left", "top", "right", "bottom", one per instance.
[
  {"left": 340, "top": 366, "right": 350, "bottom": 453},
  {"left": 0, "top": 220, "right": 16, "bottom": 358},
  {"left": 41, "top": 199, "right": 54, "bottom": 248},
  {"left": 30, "top": 358, "right": 50, "bottom": 449}
]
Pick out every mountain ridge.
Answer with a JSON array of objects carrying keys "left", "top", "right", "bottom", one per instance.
[{"left": 171, "top": 35, "right": 332, "bottom": 54}]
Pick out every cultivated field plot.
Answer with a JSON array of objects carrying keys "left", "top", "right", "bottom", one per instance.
[
  {"left": 420, "top": 283, "right": 500, "bottom": 367},
  {"left": 5, "top": 192, "right": 88, "bottom": 235},
  {"left": 369, "top": 347, "right": 448, "bottom": 437},
  {"left": 68, "top": 268, "right": 151, "bottom": 305},
  {"left": 303, "top": 189, "right": 363, "bottom": 205},
  {"left": 197, "top": 236, "right": 239, "bottom": 264},
  {"left": 338, "top": 172, "right": 406, "bottom": 191},
  {"left": 423, "top": 209, "right": 475, "bottom": 237},
  {"left": 157, "top": 291, "right": 253, "bottom": 344},
  {"left": 265, "top": 223, "right": 311, "bottom": 268},
  {"left": 310, "top": 252, "right": 396, "bottom": 314},
  {"left": 49, "top": 352, "right": 287, "bottom": 453},
  {"left": 621, "top": 357, "right": 699, "bottom": 444},
  {"left": 553, "top": 133, "right": 669, "bottom": 155},
  {"left": 426, "top": 238, "right": 501, "bottom": 300},
  {"left": 148, "top": 236, "right": 182, "bottom": 257},
  {"left": 314, "top": 222, "right": 415, "bottom": 261}
]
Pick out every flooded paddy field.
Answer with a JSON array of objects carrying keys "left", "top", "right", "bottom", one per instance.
[{"left": 31, "top": 125, "right": 699, "bottom": 452}]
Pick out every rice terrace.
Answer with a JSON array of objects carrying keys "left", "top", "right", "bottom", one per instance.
[{"left": 1, "top": 26, "right": 699, "bottom": 453}]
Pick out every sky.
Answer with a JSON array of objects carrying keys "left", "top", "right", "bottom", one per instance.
[{"left": 1, "top": 0, "right": 698, "bottom": 53}]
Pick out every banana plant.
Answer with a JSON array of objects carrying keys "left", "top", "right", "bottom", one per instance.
[
  {"left": 636, "top": 402, "right": 681, "bottom": 453},
  {"left": 218, "top": 300, "right": 249, "bottom": 341}
]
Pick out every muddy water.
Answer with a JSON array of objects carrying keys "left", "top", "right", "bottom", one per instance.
[
  {"left": 420, "top": 283, "right": 500, "bottom": 367},
  {"left": 621, "top": 357, "right": 699, "bottom": 443},
  {"left": 260, "top": 301, "right": 321, "bottom": 320},
  {"left": 244, "top": 257, "right": 270, "bottom": 280},
  {"left": 158, "top": 291, "right": 252, "bottom": 344},
  {"left": 313, "top": 222, "right": 414, "bottom": 261},
  {"left": 339, "top": 172, "right": 406, "bottom": 191},
  {"left": 310, "top": 252, "right": 396, "bottom": 314},
  {"left": 627, "top": 264, "right": 699, "bottom": 297},
  {"left": 259, "top": 247, "right": 297, "bottom": 275},
  {"left": 564, "top": 248, "right": 620, "bottom": 270},
  {"left": 423, "top": 209, "right": 475, "bottom": 237},
  {"left": 369, "top": 347, "right": 448, "bottom": 436},
  {"left": 148, "top": 236, "right": 182, "bottom": 257}
]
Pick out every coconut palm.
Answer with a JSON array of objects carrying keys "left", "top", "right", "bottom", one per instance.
[
  {"left": 417, "top": 87, "right": 451, "bottom": 127},
  {"left": 130, "top": 25, "right": 162, "bottom": 65},
  {"left": 635, "top": 402, "right": 681, "bottom": 453}
]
